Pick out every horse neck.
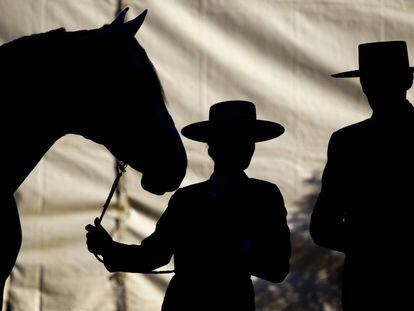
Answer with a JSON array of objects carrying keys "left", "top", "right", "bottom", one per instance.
[
  {"left": 1, "top": 106, "right": 68, "bottom": 194},
  {"left": 0, "top": 28, "right": 111, "bottom": 194}
]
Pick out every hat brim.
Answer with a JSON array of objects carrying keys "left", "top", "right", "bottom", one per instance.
[
  {"left": 181, "top": 120, "right": 285, "bottom": 143},
  {"left": 331, "top": 67, "right": 414, "bottom": 78}
]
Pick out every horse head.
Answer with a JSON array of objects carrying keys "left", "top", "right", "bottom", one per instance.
[{"left": 74, "top": 8, "right": 187, "bottom": 195}]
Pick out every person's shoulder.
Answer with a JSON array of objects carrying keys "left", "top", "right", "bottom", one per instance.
[
  {"left": 171, "top": 180, "right": 210, "bottom": 198},
  {"left": 328, "top": 119, "right": 372, "bottom": 151},
  {"left": 247, "top": 179, "right": 286, "bottom": 213},
  {"left": 247, "top": 178, "right": 282, "bottom": 195},
  {"left": 248, "top": 178, "right": 276, "bottom": 187},
  {"left": 333, "top": 119, "right": 371, "bottom": 140}
]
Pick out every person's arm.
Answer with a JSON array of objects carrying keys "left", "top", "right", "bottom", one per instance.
[
  {"left": 86, "top": 191, "right": 180, "bottom": 273},
  {"left": 245, "top": 184, "right": 291, "bottom": 283},
  {"left": 310, "top": 133, "right": 347, "bottom": 253}
]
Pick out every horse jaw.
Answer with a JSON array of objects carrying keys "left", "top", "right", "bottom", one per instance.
[{"left": 135, "top": 133, "right": 187, "bottom": 195}]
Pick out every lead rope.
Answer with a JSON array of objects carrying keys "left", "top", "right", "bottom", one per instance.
[
  {"left": 94, "top": 160, "right": 174, "bottom": 274},
  {"left": 94, "top": 160, "right": 128, "bottom": 263}
]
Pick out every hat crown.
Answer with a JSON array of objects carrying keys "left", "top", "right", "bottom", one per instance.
[
  {"left": 358, "top": 41, "right": 409, "bottom": 74},
  {"left": 209, "top": 101, "right": 257, "bottom": 123}
]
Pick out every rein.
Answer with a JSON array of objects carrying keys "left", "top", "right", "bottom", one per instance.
[
  {"left": 93, "top": 160, "right": 174, "bottom": 274},
  {"left": 98, "top": 161, "right": 128, "bottom": 223},
  {"left": 93, "top": 160, "right": 127, "bottom": 263}
]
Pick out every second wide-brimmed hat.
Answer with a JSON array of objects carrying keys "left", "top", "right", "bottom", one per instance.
[
  {"left": 181, "top": 100, "right": 284, "bottom": 143},
  {"left": 332, "top": 41, "right": 414, "bottom": 78}
]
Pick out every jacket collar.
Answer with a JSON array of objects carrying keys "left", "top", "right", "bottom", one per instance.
[{"left": 209, "top": 171, "right": 248, "bottom": 183}]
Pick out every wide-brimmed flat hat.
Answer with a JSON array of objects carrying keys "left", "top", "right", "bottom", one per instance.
[
  {"left": 332, "top": 41, "right": 414, "bottom": 78},
  {"left": 181, "top": 100, "right": 284, "bottom": 142}
]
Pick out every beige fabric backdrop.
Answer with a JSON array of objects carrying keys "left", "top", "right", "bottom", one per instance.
[{"left": 1, "top": 0, "right": 414, "bottom": 310}]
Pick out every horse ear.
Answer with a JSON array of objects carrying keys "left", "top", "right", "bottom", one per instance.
[
  {"left": 124, "top": 9, "right": 148, "bottom": 35},
  {"left": 111, "top": 7, "right": 129, "bottom": 27}
]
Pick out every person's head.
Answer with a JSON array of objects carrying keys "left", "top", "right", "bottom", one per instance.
[
  {"left": 360, "top": 64, "right": 413, "bottom": 114},
  {"left": 207, "top": 134, "right": 255, "bottom": 172},
  {"left": 181, "top": 100, "right": 284, "bottom": 173},
  {"left": 332, "top": 41, "right": 414, "bottom": 115},
  {"left": 360, "top": 69, "right": 413, "bottom": 113}
]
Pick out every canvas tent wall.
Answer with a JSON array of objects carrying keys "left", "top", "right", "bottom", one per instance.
[{"left": 1, "top": 0, "right": 414, "bottom": 310}]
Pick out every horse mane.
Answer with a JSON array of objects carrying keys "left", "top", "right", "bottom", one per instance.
[
  {"left": 0, "top": 27, "right": 92, "bottom": 72},
  {"left": 146, "top": 57, "right": 166, "bottom": 102},
  {"left": 0, "top": 24, "right": 166, "bottom": 102},
  {"left": 0, "top": 28, "right": 67, "bottom": 53}
]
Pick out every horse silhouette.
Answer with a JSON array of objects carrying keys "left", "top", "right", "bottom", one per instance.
[{"left": 0, "top": 8, "right": 187, "bottom": 307}]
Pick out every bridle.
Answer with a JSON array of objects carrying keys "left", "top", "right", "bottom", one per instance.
[{"left": 93, "top": 160, "right": 174, "bottom": 274}]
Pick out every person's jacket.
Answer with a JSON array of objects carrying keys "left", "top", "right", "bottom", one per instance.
[
  {"left": 104, "top": 172, "right": 290, "bottom": 310},
  {"left": 310, "top": 101, "right": 414, "bottom": 309}
]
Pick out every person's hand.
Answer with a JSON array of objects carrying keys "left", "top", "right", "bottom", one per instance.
[{"left": 85, "top": 218, "right": 113, "bottom": 256}]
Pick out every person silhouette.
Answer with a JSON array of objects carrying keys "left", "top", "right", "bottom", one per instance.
[
  {"left": 310, "top": 41, "right": 414, "bottom": 310},
  {"left": 86, "top": 100, "right": 291, "bottom": 310}
]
